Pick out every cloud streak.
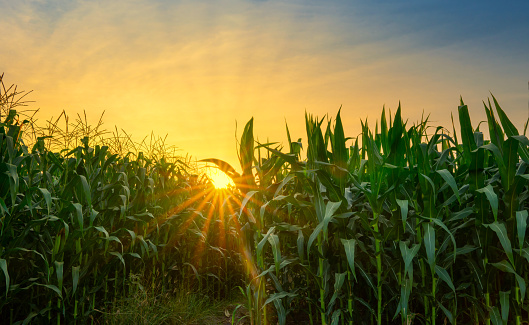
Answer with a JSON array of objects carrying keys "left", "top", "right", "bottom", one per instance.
[{"left": 1, "top": 0, "right": 528, "bottom": 167}]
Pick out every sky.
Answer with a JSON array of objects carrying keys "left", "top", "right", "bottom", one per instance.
[{"left": 1, "top": 0, "right": 528, "bottom": 170}]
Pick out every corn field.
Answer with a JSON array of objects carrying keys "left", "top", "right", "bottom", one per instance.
[
  {"left": 1, "top": 73, "right": 529, "bottom": 324},
  {"left": 0, "top": 75, "right": 246, "bottom": 324},
  {"left": 219, "top": 100, "right": 529, "bottom": 325}
]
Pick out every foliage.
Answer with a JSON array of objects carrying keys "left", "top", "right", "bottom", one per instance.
[
  {"left": 214, "top": 101, "right": 529, "bottom": 325},
  {"left": 3, "top": 71, "right": 529, "bottom": 325},
  {"left": 0, "top": 75, "right": 245, "bottom": 324}
]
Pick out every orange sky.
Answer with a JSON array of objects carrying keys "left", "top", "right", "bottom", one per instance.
[{"left": 1, "top": 0, "right": 528, "bottom": 170}]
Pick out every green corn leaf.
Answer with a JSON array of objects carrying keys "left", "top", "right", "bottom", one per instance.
[
  {"left": 0, "top": 197, "right": 8, "bottom": 216},
  {"left": 357, "top": 263, "right": 377, "bottom": 298},
  {"left": 72, "top": 265, "right": 80, "bottom": 295},
  {"left": 423, "top": 222, "right": 436, "bottom": 270},
  {"left": 328, "top": 272, "right": 347, "bottom": 309},
  {"left": 399, "top": 241, "right": 420, "bottom": 279},
  {"left": 125, "top": 229, "right": 137, "bottom": 243},
  {"left": 268, "top": 234, "right": 281, "bottom": 275},
  {"left": 128, "top": 253, "right": 141, "bottom": 259},
  {"left": 38, "top": 188, "right": 52, "bottom": 215},
  {"left": 323, "top": 200, "right": 341, "bottom": 241},
  {"left": 395, "top": 277, "right": 412, "bottom": 321},
  {"left": 501, "top": 138, "right": 518, "bottom": 191},
  {"left": 484, "top": 222, "right": 514, "bottom": 266},
  {"left": 94, "top": 226, "right": 109, "bottom": 238},
  {"left": 516, "top": 274, "right": 526, "bottom": 303},
  {"left": 55, "top": 261, "right": 64, "bottom": 292},
  {"left": 239, "top": 118, "right": 255, "bottom": 187},
  {"left": 435, "top": 265, "right": 456, "bottom": 293},
  {"left": 198, "top": 158, "right": 240, "bottom": 179},
  {"left": 273, "top": 174, "right": 296, "bottom": 197},
  {"left": 499, "top": 291, "right": 510, "bottom": 324},
  {"left": 37, "top": 284, "right": 63, "bottom": 299},
  {"left": 492, "top": 94, "right": 529, "bottom": 162},
  {"left": 489, "top": 306, "right": 502, "bottom": 325},
  {"left": 341, "top": 238, "right": 357, "bottom": 279},
  {"left": 476, "top": 185, "right": 498, "bottom": 222},
  {"left": 427, "top": 217, "right": 457, "bottom": 263},
  {"left": 490, "top": 260, "right": 526, "bottom": 302},
  {"left": 297, "top": 230, "right": 305, "bottom": 263},
  {"left": 438, "top": 302, "right": 454, "bottom": 325},
  {"left": 483, "top": 100, "right": 504, "bottom": 150},
  {"left": 263, "top": 291, "right": 298, "bottom": 306},
  {"left": 458, "top": 104, "right": 477, "bottom": 161},
  {"left": 396, "top": 199, "right": 408, "bottom": 231},
  {"left": 519, "top": 247, "right": 529, "bottom": 264},
  {"left": 436, "top": 169, "right": 460, "bottom": 203},
  {"left": 21, "top": 311, "right": 39, "bottom": 325},
  {"left": 307, "top": 222, "right": 324, "bottom": 259},
  {"left": 331, "top": 310, "right": 341, "bottom": 325},
  {"left": 70, "top": 202, "right": 84, "bottom": 232},
  {"left": 491, "top": 260, "right": 516, "bottom": 274},
  {"left": 0, "top": 259, "right": 9, "bottom": 298},
  {"left": 257, "top": 227, "right": 275, "bottom": 266},
  {"left": 271, "top": 290, "right": 286, "bottom": 319},
  {"left": 516, "top": 210, "right": 528, "bottom": 249},
  {"left": 109, "top": 251, "right": 126, "bottom": 268},
  {"left": 77, "top": 175, "right": 92, "bottom": 206},
  {"left": 239, "top": 190, "right": 258, "bottom": 224},
  {"left": 3, "top": 163, "right": 19, "bottom": 206},
  {"left": 332, "top": 109, "right": 348, "bottom": 168}
]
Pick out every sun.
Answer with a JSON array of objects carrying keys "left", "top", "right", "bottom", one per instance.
[{"left": 205, "top": 167, "right": 235, "bottom": 189}]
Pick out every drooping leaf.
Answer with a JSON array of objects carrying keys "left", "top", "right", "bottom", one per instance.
[
  {"left": 399, "top": 241, "right": 420, "bottom": 279},
  {"left": 438, "top": 302, "right": 454, "bottom": 325},
  {"left": 436, "top": 169, "right": 460, "bottom": 203},
  {"left": 423, "top": 222, "right": 436, "bottom": 270},
  {"left": 435, "top": 265, "right": 456, "bottom": 293},
  {"left": 396, "top": 199, "right": 408, "bottom": 231},
  {"left": 268, "top": 234, "right": 281, "bottom": 275},
  {"left": 0, "top": 259, "right": 9, "bottom": 298},
  {"left": 499, "top": 291, "right": 510, "bottom": 324},
  {"left": 484, "top": 222, "right": 514, "bottom": 266},
  {"left": 516, "top": 210, "right": 528, "bottom": 249},
  {"left": 341, "top": 238, "right": 357, "bottom": 279},
  {"left": 72, "top": 265, "right": 80, "bottom": 295},
  {"left": 297, "top": 230, "right": 305, "bottom": 263},
  {"left": 477, "top": 185, "right": 498, "bottom": 222},
  {"left": 55, "top": 261, "right": 64, "bottom": 292},
  {"left": 307, "top": 222, "right": 324, "bottom": 259}
]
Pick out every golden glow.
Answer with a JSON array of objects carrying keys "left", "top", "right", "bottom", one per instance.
[{"left": 206, "top": 167, "right": 235, "bottom": 189}]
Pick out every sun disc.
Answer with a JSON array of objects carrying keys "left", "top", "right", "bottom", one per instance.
[{"left": 206, "top": 167, "right": 235, "bottom": 189}]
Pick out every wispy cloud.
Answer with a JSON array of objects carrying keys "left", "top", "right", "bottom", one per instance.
[{"left": 1, "top": 0, "right": 528, "bottom": 166}]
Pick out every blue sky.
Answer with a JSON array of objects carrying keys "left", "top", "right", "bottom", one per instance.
[{"left": 1, "top": 0, "right": 528, "bottom": 167}]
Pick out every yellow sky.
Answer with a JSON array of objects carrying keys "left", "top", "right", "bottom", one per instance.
[{"left": 1, "top": 0, "right": 528, "bottom": 170}]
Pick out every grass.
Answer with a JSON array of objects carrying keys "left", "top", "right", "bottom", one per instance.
[{"left": 101, "top": 274, "right": 244, "bottom": 325}]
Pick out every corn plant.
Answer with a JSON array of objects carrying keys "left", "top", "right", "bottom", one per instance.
[{"left": 210, "top": 96, "right": 529, "bottom": 325}]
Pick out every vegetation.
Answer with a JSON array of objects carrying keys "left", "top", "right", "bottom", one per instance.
[
  {"left": 1, "top": 72, "right": 529, "bottom": 324},
  {"left": 0, "top": 74, "right": 245, "bottom": 324},
  {"left": 221, "top": 101, "right": 529, "bottom": 325}
]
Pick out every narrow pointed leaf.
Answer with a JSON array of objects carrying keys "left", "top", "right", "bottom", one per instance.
[
  {"left": 485, "top": 222, "right": 514, "bottom": 266},
  {"left": 435, "top": 265, "right": 456, "bottom": 293},
  {"left": 476, "top": 185, "right": 498, "bottom": 222},
  {"left": 0, "top": 259, "right": 9, "bottom": 298},
  {"left": 423, "top": 222, "right": 436, "bottom": 269},
  {"left": 499, "top": 291, "right": 510, "bottom": 323},
  {"left": 341, "top": 238, "right": 357, "bottom": 279},
  {"left": 516, "top": 210, "right": 528, "bottom": 249}
]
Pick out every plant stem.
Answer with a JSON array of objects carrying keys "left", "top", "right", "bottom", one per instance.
[
  {"left": 318, "top": 234, "right": 327, "bottom": 325},
  {"left": 373, "top": 212, "right": 382, "bottom": 325}
]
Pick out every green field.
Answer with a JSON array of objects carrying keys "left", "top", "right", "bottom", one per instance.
[{"left": 1, "top": 74, "right": 529, "bottom": 324}]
